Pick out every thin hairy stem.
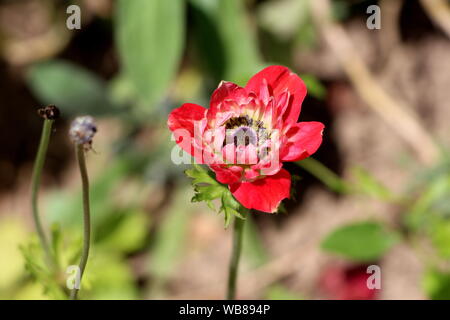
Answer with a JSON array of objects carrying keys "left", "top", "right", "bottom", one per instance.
[
  {"left": 70, "top": 144, "right": 91, "bottom": 300},
  {"left": 31, "top": 119, "right": 54, "bottom": 267}
]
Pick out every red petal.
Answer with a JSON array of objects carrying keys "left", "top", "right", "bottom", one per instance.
[
  {"left": 167, "top": 103, "right": 207, "bottom": 156},
  {"left": 230, "top": 169, "right": 291, "bottom": 213},
  {"left": 281, "top": 121, "right": 324, "bottom": 162},
  {"left": 211, "top": 165, "right": 243, "bottom": 184},
  {"left": 245, "top": 66, "right": 307, "bottom": 126},
  {"left": 208, "top": 81, "right": 247, "bottom": 125}
]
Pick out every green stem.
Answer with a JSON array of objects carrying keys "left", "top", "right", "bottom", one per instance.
[
  {"left": 296, "top": 158, "right": 350, "bottom": 194},
  {"left": 31, "top": 119, "right": 54, "bottom": 267},
  {"left": 226, "top": 216, "right": 246, "bottom": 300},
  {"left": 70, "top": 144, "right": 91, "bottom": 300}
]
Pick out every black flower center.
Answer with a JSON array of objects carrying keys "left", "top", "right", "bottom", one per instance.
[
  {"left": 231, "top": 126, "right": 257, "bottom": 146},
  {"left": 223, "top": 116, "right": 268, "bottom": 147}
]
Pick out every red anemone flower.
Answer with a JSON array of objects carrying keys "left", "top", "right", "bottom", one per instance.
[{"left": 168, "top": 65, "right": 324, "bottom": 213}]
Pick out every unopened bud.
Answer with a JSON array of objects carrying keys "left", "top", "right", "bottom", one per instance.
[
  {"left": 69, "top": 116, "right": 97, "bottom": 146},
  {"left": 37, "top": 105, "right": 60, "bottom": 120}
]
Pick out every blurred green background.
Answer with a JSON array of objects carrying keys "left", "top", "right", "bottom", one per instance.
[{"left": 0, "top": 0, "right": 450, "bottom": 300}]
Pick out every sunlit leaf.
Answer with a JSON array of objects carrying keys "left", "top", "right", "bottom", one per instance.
[
  {"left": 431, "top": 220, "right": 450, "bottom": 259},
  {"left": 258, "top": 0, "right": 309, "bottom": 40},
  {"left": 20, "top": 240, "right": 66, "bottom": 300},
  {"left": 0, "top": 218, "right": 29, "bottom": 291},
  {"left": 83, "top": 253, "right": 138, "bottom": 300},
  {"left": 423, "top": 269, "right": 450, "bottom": 300},
  {"left": 216, "top": 0, "right": 261, "bottom": 83},
  {"left": 116, "top": 0, "right": 185, "bottom": 107},
  {"left": 96, "top": 210, "right": 149, "bottom": 254},
  {"left": 148, "top": 188, "right": 192, "bottom": 297},
  {"left": 266, "top": 285, "right": 303, "bottom": 300},
  {"left": 321, "top": 221, "right": 399, "bottom": 262},
  {"left": 27, "top": 60, "right": 119, "bottom": 116}
]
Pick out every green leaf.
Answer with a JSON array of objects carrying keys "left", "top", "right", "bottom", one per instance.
[
  {"left": 405, "top": 174, "right": 450, "bottom": 230},
  {"left": 351, "top": 166, "right": 394, "bottom": 201},
  {"left": 296, "top": 158, "right": 350, "bottom": 194},
  {"left": 423, "top": 269, "right": 450, "bottom": 300},
  {"left": 216, "top": 0, "right": 261, "bottom": 83},
  {"left": 266, "top": 285, "right": 303, "bottom": 300},
  {"left": 189, "top": 0, "right": 261, "bottom": 83},
  {"left": 20, "top": 240, "right": 66, "bottom": 300},
  {"left": 148, "top": 188, "right": 191, "bottom": 296},
  {"left": 257, "top": 0, "right": 309, "bottom": 41},
  {"left": 185, "top": 165, "right": 246, "bottom": 227},
  {"left": 96, "top": 209, "right": 149, "bottom": 254},
  {"left": 431, "top": 220, "right": 450, "bottom": 259},
  {"left": 0, "top": 218, "right": 29, "bottom": 290},
  {"left": 83, "top": 253, "right": 138, "bottom": 299},
  {"left": 116, "top": 0, "right": 185, "bottom": 107},
  {"left": 243, "top": 215, "right": 269, "bottom": 267},
  {"left": 46, "top": 151, "right": 150, "bottom": 228},
  {"left": 27, "top": 60, "right": 119, "bottom": 117},
  {"left": 301, "top": 74, "right": 326, "bottom": 100},
  {"left": 189, "top": 0, "right": 226, "bottom": 81},
  {"left": 321, "top": 221, "right": 399, "bottom": 262}
]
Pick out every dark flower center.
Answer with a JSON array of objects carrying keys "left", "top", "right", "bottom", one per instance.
[
  {"left": 224, "top": 115, "right": 268, "bottom": 147},
  {"left": 231, "top": 126, "right": 257, "bottom": 146}
]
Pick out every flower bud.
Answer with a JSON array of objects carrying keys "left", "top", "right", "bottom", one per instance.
[
  {"left": 37, "top": 105, "right": 60, "bottom": 120},
  {"left": 69, "top": 116, "right": 97, "bottom": 146}
]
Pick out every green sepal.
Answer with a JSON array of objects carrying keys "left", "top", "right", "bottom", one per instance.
[{"left": 185, "top": 164, "right": 247, "bottom": 227}]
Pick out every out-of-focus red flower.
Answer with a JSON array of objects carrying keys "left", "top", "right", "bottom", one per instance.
[
  {"left": 168, "top": 66, "right": 324, "bottom": 213},
  {"left": 319, "top": 265, "right": 379, "bottom": 300}
]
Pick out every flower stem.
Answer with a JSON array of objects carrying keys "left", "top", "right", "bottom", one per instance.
[
  {"left": 31, "top": 119, "right": 54, "bottom": 267},
  {"left": 70, "top": 144, "right": 91, "bottom": 300},
  {"left": 226, "top": 216, "right": 246, "bottom": 300}
]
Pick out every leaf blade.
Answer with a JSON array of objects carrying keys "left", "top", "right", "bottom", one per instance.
[{"left": 321, "top": 221, "right": 399, "bottom": 262}]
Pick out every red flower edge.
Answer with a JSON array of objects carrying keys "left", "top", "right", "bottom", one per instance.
[{"left": 168, "top": 66, "right": 324, "bottom": 213}]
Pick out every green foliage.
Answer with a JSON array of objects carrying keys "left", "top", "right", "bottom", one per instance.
[
  {"left": 405, "top": 169, "right": 450, "bottom": 260},
  {"left": 27, "top": 60, "right": 119, "bottom": 117},
  {"left": 96, "top": 209, "right": 149, "bottom": 254},
  {"left": 216, "top": 0, "right": 262, "bottom": 84},
  {"left": 0, "top": 219, "right": 32, "bottom": 296},
  {"left": 332, "top": 0, "right": 351, "bottom": 21},
  {"left": 406, "top": 173, "right": 450, "bottom": 231},
  {"left": 116, "top": 0, "right": 185, "bottom": 108},
  {"left": 301, "top": 74, "right": 326, "bottom": 100},
  {"left": 265, "top": 285, "right": 303, "bottom": 300},
  {"left": 257, "top": 0, "right": 310, "bottom": 41},
  {"left": 83, "top": 253, "right": 139, "bottom": 300},
  {"left": 423, "top": 269, "right": 450, "bottom": 300},
  {"left": 297, "top": 158, "right": 398, "bottom": 202},
  {"left": 321, "top": 221, "right": 399, "bottom": 262},
  {"left": 431, "top": 221, "right": 450, "bottom": 259},
  {"left": 189, "top": 0, "right": 262, "bottom": 84},
  {"left": 20, "top": 240, "right": 67, "bottom": 300},
  {"left": 243, "top": 216, "right": 269, "bottom": 267},
  {"left": 351, "top": 166, "right": 395, "bottom": 201},
  {"left": 46, "top": 151, "right": 150, "bottom": 228},
  {"left": 147, "top": 188, "right": 191, "bottom": 296},
  {"left": 185, "top": 165, "right": 246, "bottom": 227},
  {"left": 189, "top": 0, "right": 226, "bottom": 81},
  {"left": 297, "top": 158, "right": 350, "bottom": 194}
]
